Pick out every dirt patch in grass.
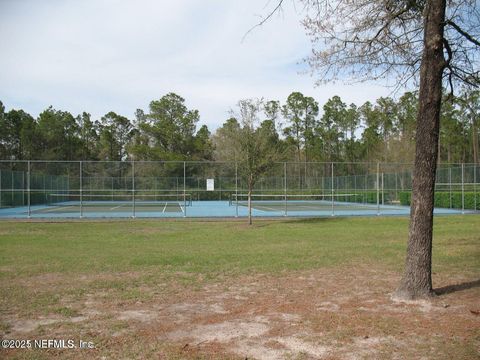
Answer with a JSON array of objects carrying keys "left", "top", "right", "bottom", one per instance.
[
  {"left": 2, "top": 265, "right": 479, "bottom": 359},
  {"left": 10, "top": 318, "right": 61, "bottom": 333}
]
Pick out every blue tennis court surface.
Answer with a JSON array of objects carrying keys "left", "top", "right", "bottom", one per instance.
[{"left": 0, "top": 200, "right": 468, "bottom": 219}]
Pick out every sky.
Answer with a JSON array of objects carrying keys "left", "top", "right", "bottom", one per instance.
[{"left": 0, "top": 0, "right": 393, "bottom": 131}]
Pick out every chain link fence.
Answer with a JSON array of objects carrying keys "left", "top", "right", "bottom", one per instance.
[{"left": 0, "top": 160, "right": 478, "bottom": 218}]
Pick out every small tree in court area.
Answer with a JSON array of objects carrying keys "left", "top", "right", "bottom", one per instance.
[{"left": 225, "top": 99, "right": 285, "bottom": 225}]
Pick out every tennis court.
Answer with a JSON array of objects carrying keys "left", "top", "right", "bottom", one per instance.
[
  {"left": 229, "top": 193, "right": 408, "bottom": 213},
  {"left": 25, "top": 193, "right": 191, "bottom": 217},
  {"left": 0, "top": 197, "right": 466, "bottom": 218},
  {"left": 242, "top": 202, "right": 404, "bottom": 212},
  {"left": 0, "top": 160, "right": 477, "bottom": 218},
  {"left": 29, "top": 202, "right": 185, "bottom": 215}
]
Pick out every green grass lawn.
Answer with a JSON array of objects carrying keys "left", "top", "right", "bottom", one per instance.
[
  {"left": 0, "top": 215, "right": 479, "bottom": 359},
  {"left": 1, "top": 216, "right": 479, "bottom": 277},
  {"left": 1, "top": 215, "right": 478, "bottom": 316}
]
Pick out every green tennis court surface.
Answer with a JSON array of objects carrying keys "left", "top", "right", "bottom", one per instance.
[
  {"left": 25, "top": 193, "right": 191, "bottom": 215},
  {"left": 30, "top": 202, "right": 184, "bottom": 214},
  {"left": 229, "top": 193, "right": 406, "bottom": 212},
  {"left": 237, "top": 201, "right": 405, "bottom": 212}
]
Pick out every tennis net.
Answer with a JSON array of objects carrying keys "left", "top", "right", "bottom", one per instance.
[
  {"left": 229, "top": 193, "right": 387, "bottom": 210},
  {"left": 46, "top": 193, "right": 193, "bottom": 207}
]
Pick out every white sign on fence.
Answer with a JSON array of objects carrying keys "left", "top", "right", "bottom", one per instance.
[{"left": 206, "top": 178, "right": 214, "bottom": 191}]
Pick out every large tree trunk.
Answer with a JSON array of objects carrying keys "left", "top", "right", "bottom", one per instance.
[{"left": 394, "top": 0, "right": 446, "bottom": 300}]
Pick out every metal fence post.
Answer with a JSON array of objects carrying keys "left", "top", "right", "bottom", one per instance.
[
  {"left": 132, "top": 160, "right": 136, "bottom": 218},
  {"left": 284, "top": 162, "right": 287, "bottom": 217},
  {"left": 354, "top": 174, "right": 357, "bottom": 200},
  {"left": 235, "top": 162, "right": 238, "bottom": 217},
  {"left": 474, "top": 163, "right": 477, "bottom": 211},
  {"left": 449, "top": 167, "right": 452, "bottom": 208},
  {"left": 376, "top": 162, "right": 380, "bottom": 216},
  {"left": 364, "top": 173, "right": 367, "bottom": 204},
  {"left": 43, "top": 174, "right": 46, "bottom": 204},
  {"left": 27, "top": 161, "right": 31, "bottom": 218},
  {"left": 79, "top": 161, "right": 83, "bottom": 218},
  {"left": 66, "top": 174, "right": 69, "bottom": 204},
  {"left": 381, "top": 171, "right": 384, "bottom": 206},
  {"left": 395, "top": 172, "right": 400, "bottom": 201},
  {"left": 461, "top": 163, "right": 465, "bottom": 214},
  {"left": 183, "top": 161, "right": 186, "bottom": 217},
  {"left": 331, "top": 162, "right": 334, "bottom": 216},
  {"left": 21, "top": 171, "right": 25, "bottom": 206}
]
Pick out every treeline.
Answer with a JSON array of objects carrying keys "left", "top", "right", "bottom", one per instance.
[
  {"left": 0, "top": 93, "right": 213, "bottom": 162},
  {"left": 1, "top": 90, "right": 478, "bottom": 164}
]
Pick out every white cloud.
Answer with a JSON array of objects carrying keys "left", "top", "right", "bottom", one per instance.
[{"left": 0, "top": 0, "right": 394, "bottom": 131}]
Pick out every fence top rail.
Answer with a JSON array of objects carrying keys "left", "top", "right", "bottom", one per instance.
[
  {"left": 0, "top": 160, "right": 479, "bottom": 166},
  {"left": 0, "top": 160, "right": 237, "bottom": 164}
]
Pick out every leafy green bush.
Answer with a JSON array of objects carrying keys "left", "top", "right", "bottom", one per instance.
[
  {"left": 399, "top": 191, "right": 480, "bottom": 210},
  {"left": 399, "top": 191, "right": 411, "bottom": 206}
]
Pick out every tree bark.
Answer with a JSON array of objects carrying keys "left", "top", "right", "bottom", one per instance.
[{"left": 394, "top": 0, "right": 446, "bottom": 300}]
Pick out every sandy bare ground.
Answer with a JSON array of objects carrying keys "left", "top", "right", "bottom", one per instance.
[{"left": 2, "top": 265, "right": 479, "bottom": 359}]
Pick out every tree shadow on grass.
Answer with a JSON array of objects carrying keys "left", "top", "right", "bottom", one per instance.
[
  {"left": 282, "top": 217, "right": 346, "bottom": 225},
  {"left": 244, "top": 217, "right": 344, "bottom": 228},
  {"left": 434, "top": 279, "right": 480, "bottom": 296}
]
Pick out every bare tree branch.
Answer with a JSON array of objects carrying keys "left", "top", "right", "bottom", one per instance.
[
  {"left": 446, "top": 19, "right": 480, "bottom": 47},
  {"left": 443, "top": 37, "right": 454, "bottom": 96},
  {"left": 242, "top": 0, "right": 285, "bottom": 42}
]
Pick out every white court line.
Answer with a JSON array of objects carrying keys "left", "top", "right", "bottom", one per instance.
[
  {"left": 162, "top": 202, "right": 168, "bottom": 213},
  {"left": 253, "top": 205, "right": 282, "bottom": 212},
  {"left": 43, "top": 205, "right": 75, "bottom": 212},
  {"left": 110, "top": 205, "right": 124, "bottom": 210},
  {"left": 237, "top": 203, "right": 280, "bottom": 212},
  {"left": 292, "top": 205, "right": 330, "bottom": 210}
]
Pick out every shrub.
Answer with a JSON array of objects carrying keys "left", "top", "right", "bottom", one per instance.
[{"left": 399, "top": 191, "right": 480, "bottom": 210}]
